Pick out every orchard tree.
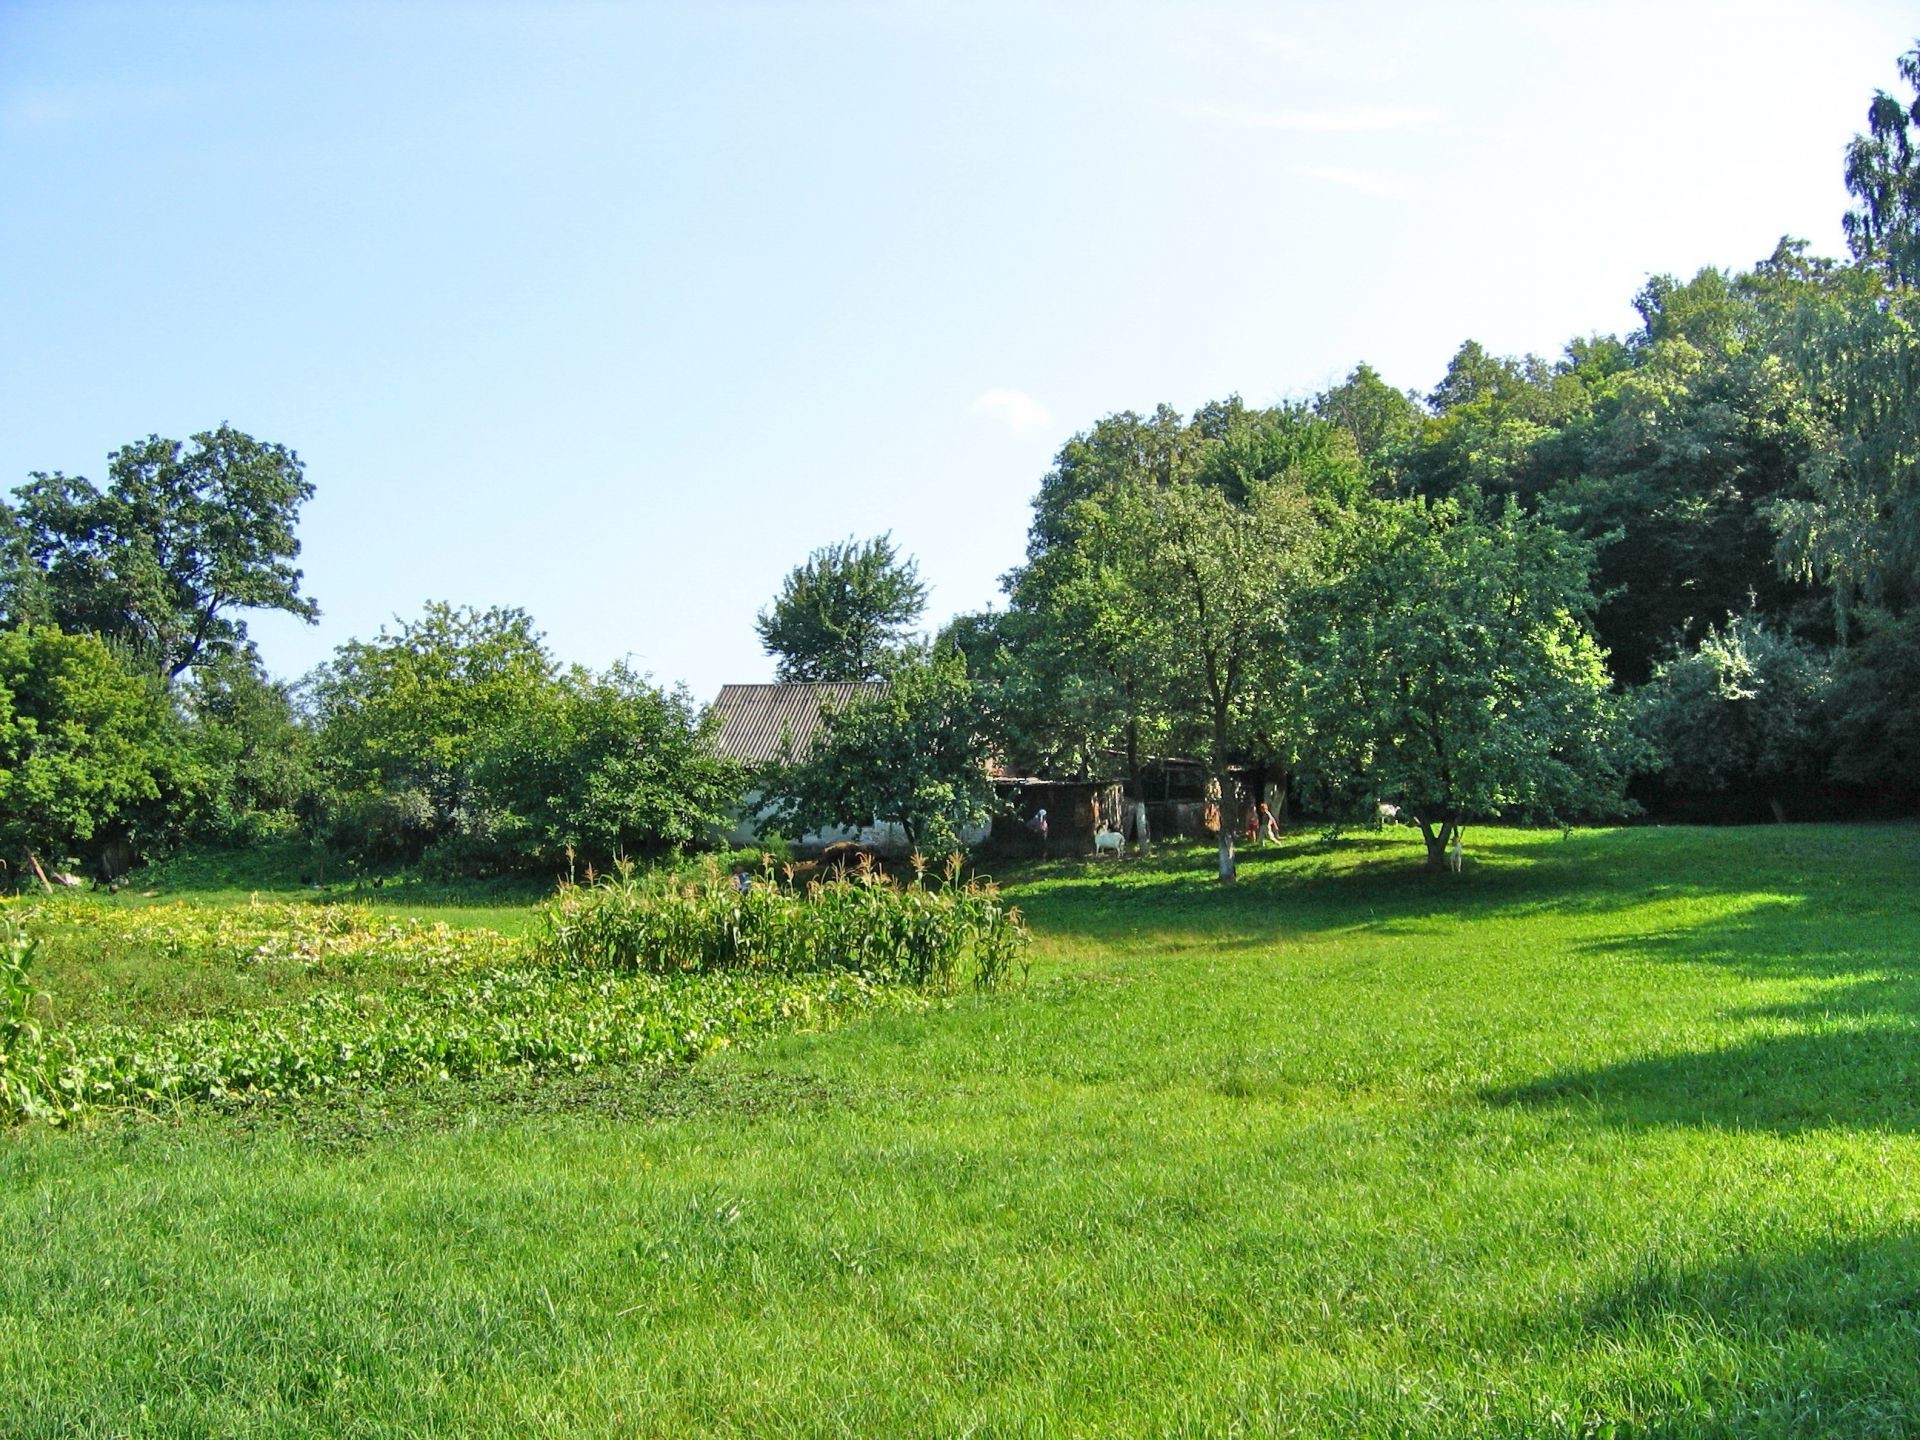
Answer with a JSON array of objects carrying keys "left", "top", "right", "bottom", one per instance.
[
  {"left": 1101, "top": 476, "right": 1321, "bottom": 881},
  {"left": 1301, "top": 499, "right": 1638, "bottom": 871},
  {"left": 3, "top": 426, "right": 318, "bottom": 678},
  {"left": 756, "top": 534, "right": 927, "bottom": 682},
  {"left": 764, "top": 646, "right": 995, "bottom": 854}
]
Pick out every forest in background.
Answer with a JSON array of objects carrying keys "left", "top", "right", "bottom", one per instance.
[{"left": 5, "top": 41, "right": 1920, "bottom": 883}]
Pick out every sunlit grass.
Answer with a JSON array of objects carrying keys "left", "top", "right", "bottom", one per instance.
[{"left": 4, "top": 824, "right": 1919, "bottom": 1436}]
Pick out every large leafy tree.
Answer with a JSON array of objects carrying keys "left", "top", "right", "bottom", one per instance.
[
  {"left": 1001, "top": 401, "right": 1361, "bottom": 790},
  {"left": 1099, "top": 476, "right": 1321, "bottom": 881},
  {"left": 309, "top": 603, "right": 557, "bottom": 857},
  {"left": 763, "top": 646, "right": 995, "bottom": 854},
  {"left": 1312, "top": 363, "right": 1423, "bottom": 491},
  {"left": 0, "top": 626, "right": 173, "bottom": 879},
  {"left": 466, "top": 664, "right": 743, "bottom": 870},
  {"left": 1763, "top": 258, "right": 1920, "bottom": 629},
  {"left": 1543, "top": 259, "right": 1825, "bottom": 682},
  {"left": 1300, "top": 500, "right": 1637, "bottom": 870},
  {"left": 2, "top": 426, "right": 318, "bottom": 678},
  {"left": 177, "top": 652, "right": 319, "bottom": 844},
  {"left": 755, "top": 534, "right": 927, "bottom": 683}
]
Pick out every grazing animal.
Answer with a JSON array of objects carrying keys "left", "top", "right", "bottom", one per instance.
[
  {"left": 1377, "top": 802, "right": 1400, "bottom": 827},
  {"left": 819, "top": 841, "right": 887, "bottom": 881},
  {"left": 1094, "top": 829, "right": 1125, "bottom": 858}
]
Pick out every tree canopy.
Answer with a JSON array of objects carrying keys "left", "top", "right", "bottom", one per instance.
[
  {"left": 1300, "top": 500, "right": 1638, "bottom": 868},
  {"left": 755, "top": 534, "right": 927, "bottom": 683},
  {"left": 2, "top": 426, "right": 318, "bottom": 679}
]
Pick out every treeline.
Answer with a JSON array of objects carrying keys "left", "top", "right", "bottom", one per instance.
[{"left": 5, "top": 41, "right": 1920, "bottom": 883}]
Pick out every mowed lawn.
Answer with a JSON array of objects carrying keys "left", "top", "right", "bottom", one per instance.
[{"left": 5, "top": 825, "right": 1920, "bottom": 1438}]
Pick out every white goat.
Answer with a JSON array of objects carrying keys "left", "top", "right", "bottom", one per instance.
[{"left": 1094, "top": 829, "right": 1126, "bottom": 858}]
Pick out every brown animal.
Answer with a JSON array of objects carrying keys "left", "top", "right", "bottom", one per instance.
[{"left": 817, "top": 841, "right": 888, "bottom": 881}]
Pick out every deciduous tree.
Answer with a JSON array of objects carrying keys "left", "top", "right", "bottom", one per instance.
[
  {"left": 755, "top": 535, "right": 927, "bottom": 683},
  {"left": 1301, "top": 500, "right": 1637, "bottom": 870},
  {"left": 3, "top": 426, "right": 318, "bottom": 678}
]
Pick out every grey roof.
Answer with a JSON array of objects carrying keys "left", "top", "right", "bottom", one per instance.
[{"left": 708, "top": 682, "right": 885, "bottom": 765}]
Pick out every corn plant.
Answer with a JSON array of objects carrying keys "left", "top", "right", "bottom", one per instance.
[
  {"left": 0, "top": 910, "right": 59, "bottom": 1122},
  {"left": 537, "top": 854, "right": 1028, "bottom": 993}
]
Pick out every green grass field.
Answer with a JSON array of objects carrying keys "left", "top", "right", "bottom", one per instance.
[{"left": 5, "top": 824, "right": 1919, "bottom": 1437}]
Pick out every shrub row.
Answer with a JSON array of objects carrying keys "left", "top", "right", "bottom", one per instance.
[{"left": 537, "top": 858, "right": 1029, "bottom": 993}]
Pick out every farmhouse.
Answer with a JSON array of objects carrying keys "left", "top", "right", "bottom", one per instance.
[{"left": 709, "top": 681, "right": 992, "bottom": 854}]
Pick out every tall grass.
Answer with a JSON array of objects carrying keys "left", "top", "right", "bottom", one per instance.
[{"left": 538, "top": 854, "right": 1028, "bottom": 992}]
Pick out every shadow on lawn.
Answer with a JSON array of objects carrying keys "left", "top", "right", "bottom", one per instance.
[
  {"left": 1488, "top": 868, "right": 1920, "bottom": 1133},
  {"left": 1013, "top": 825, "right": 1918, "bottom": 943},
  {"left": 1549, "top": 1229, "right": 1920, "bottom": 1430}
]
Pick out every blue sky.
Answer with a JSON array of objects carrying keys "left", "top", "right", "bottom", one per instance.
[{"left": 3, "top": 1, "right": 1914, "bottom": 700}]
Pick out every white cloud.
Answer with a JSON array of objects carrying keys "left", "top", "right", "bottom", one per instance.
[
  {"left": 1293, "top": 164, "right": 1402, "bottom": 197},
  {"left": 1183, "top": 103, "right": 1439, "bottom": 134},
  {"left": 970, "top": 388, "right": 1053, "bottom": 434}
]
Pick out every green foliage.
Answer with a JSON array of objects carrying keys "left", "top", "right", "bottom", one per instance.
[
  {"left": 1637, "top": 615, "right": 1833, "bottom": 792},
  {"left": 763, "top": 646, "right": 996, "bottom": 853},
  {"left": 1762, "top": 256, "right": 1920, "bottom": 627},
  {"left": 1301, "top": 499, "right": 1638, "bottom": 865},
  {"left": 0, "top": 626, "right": 174, "bottom": 870},
  {"left": 755, "top": 534, "right": 928, "bottom": 683},
  {"left": 0, "top": 910, "right": 52, "bottom": 1121},
  {"left": 310, "top": 603, "right": 557, "bottom": 859},
  {"left": 1002, "top": 400, "right": 1357, "bottom": 784},
  {"left": 1544, "top": 261, "right": 1825, "bottom": 682},
  {"left": 12, "top": 960, "right": 888, "bottom": 1124},
  {"left": 540, "top": 855, "right": 1026, "bottom": 993},
  {"left": 1312, "top": 363, "right": 1423, "bottom": 487},
  {"left": 177, "top": 653, "right": 318, "bottom": 844},
  {"left": 0, "top": 890, "right": 918, "bottom": 1124},
  {"left": 462, "top": 663, "right": 744, "bottom": 872},
  {"left": 1844, "top": 39, "right": 1920, "bottom": 286},
  {"left": 2, "top": 426, "right": 317, "bottom": 678},
  {"left": 1826, "top": 608, "right": 1920, "bottom": 787}
]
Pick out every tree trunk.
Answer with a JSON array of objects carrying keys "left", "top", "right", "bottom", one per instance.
[
  {"left": 1211, "top": 702, "right": 1236, "bottom": 882},
  {"left": 1215, "top": 769, "right": 1237, "bottom": 882},
  {"left": 1417, "top": 817, "right": 1459, "bottom": 872},
  {"left": 1131, "top": 801, "right": 1151, "bottom": 850}
]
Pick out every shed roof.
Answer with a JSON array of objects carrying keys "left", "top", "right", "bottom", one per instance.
[{"left": 708, "top": 682, "right": 885, "bottom": 766}]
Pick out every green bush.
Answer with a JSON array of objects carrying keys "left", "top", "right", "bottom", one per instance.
[{"left": 538, "top": 856, "right": 1027, "bottom": 993}]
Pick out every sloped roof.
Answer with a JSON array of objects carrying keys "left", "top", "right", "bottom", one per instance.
[{"left": 708, "top": 682, "right": 885, "bottom": 765}]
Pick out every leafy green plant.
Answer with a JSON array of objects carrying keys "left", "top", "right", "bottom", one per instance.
[{"left": 0, "top": 909, "right": 50, "bottom": 1119}]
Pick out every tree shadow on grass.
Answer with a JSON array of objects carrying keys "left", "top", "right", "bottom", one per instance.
[
  {"left": 1542, "top": 1230, "right": 1920, "bottom": 1435},
  {"left": 1488, "top": 1014, "right": 1920, "bottom": 1134},
  {"left": 1487, "top": 874, "right": 1920, "bottom": 1134},
  {"left": 1017, "top": 825, "right": 1920, "bottom": 949}
]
